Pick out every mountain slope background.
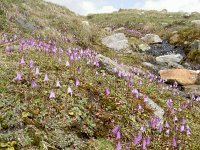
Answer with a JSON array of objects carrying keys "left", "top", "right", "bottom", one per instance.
[{"left": 0, "top": 0, "right": 200, "bottom": 150}]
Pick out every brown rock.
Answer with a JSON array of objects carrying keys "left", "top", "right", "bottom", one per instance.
[{"left": 159, "top": 69, "right": 200, "bottom": 85}]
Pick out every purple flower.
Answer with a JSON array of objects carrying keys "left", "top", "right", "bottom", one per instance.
[
  {"left": 112, "top": 125, "right": 119, "bottom": 134},
  {"left": 44, "top": 73, "right": 49, "bottom": 81},
  {"left": 173, "top": 116, "right": 178, "bottom": 122},
  {"left": 116, "top": 131, "right": 121, "bottom": 140},
  {"left": 166, "top": 129, "right": 170, "bottom": 134},
  {"left": 147, "top": 136, "right": 151, "bottom": 145},
  {"left": 180, "top": 125, "right": 185, "bottom": 132},
  {"left": 186, "top": 125, "right": 191, "bottom": 135},
  {"left": 75, "top": 78, "right": 80, "bottom": 87},
  {"left": 144, "top": 95, "right": 148, "bottom": 102},
  {"left": 142, "top": 138, "right": 147, "bottom": 150},
  {"left": 159, "top": 123, "right": 163, "bottom": 132},
  {"left": 56, "top": 80, "right": 61, "bottom": 87},
  {"left": 172, "top": 138, "right": 177, "bottom": 147},
  {"left": 125, "top": 146, "right": 130, "bottom": 150},
  {"left": 140, "top": 125, "right": 145, "bottom": 132},
  {"left": 182, "top": 117, "right": 186, "bottom": 124},
  {"left": 165, "top": 121, "right": 169, "bottom": 128},
  {"left": 14, "top": 72, "right": 22, "bottom": 81},
  {"left": 35, "top": 67, "right": 40, "bottom": 75},
  {"left": 31, "top": 80, "right": 37, "bottom": 88},
  {"left": 134, "top": 136, "right": 139, "bottom": 145},
  {"left": 105, "top": 88, "right": 110, "bottom": 96},
  {"left": 20, "top": 57, "right": 25, "bottom": 65},
  {"left": 116, "top": 141, "right": 121, "bottom": 150},
  {"left": 29, "top": 59, "right": 34, "bottom": 69},
  {"left": 66, "top": 61, "right": 70, "bottom": 67},
  {"left": 167, "top": 98, "right": 173, "bottom": 108},
  {"left": 138, "top": 105, "right": 142, "bottom": 111},
  {"left": 49, "top": 90, "right": 55, "bottom": 99},
  {"left": 67, "top": 86, "right": 73, "bottom": 97},
  {"left": 131, "top": 88, "right": 139, "bottom": 99}
]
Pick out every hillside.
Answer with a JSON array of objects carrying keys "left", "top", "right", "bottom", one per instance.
[{"left": 1, "top": 1, "right": 200, "bottom": 150}]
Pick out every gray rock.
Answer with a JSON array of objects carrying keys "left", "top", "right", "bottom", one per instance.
[
  {"left": 191, "top": 20, "right": 200, "bottom": 26},
  {"left": 102, "top": 33, "right": 129, "bottom": 50},
  {"left": 168, "top": 62, "right": 184, "bottom": 69},
  {"left": 138, "top": 43, "right": 151, "bottom": 52},
  {"left": 142, "top": 34, "right": 162, "bottom": 44},
  {"left": 142, "top": 62, "right": 158, "bottom": 70},
  {"left": 140, "top": 94, "right": 164, "bottom": 122},
  {"left": 82, "top": 21, "right": 90, "bottom": 27},
  {"left": 190, "top": 40, "right": 200, "bottom": 51},
  {"left": 16, "top": 17, "right": 38, "bottom": 30},
  {"left": 183, "top": 12, "right": 191, "bottom": 18},
  {"left": 156, "top": 54, "right": 183, "bottom": 66}
]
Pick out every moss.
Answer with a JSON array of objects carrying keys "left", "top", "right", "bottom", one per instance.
[
  {"left": 87, "top": 138, "right": 114, "bottom": 150},
  {"left": 0, "top": 9, "right": 7, "bottom": 31},
  {"left": 185, "top": 49, "right": 200, "bottom": 63}
]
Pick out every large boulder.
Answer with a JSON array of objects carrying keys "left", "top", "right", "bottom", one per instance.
[
  {"left": 159, "top": 69, "right": 200, "bottom": 85},
  {"left": 156, "top": 54, "right": 183, "bottom": 65},
  {"left": 191, "top": 20, "right": 200, "bottom": 26},
  {"left": 141, "top": 34, "right": 162, "bottom": 44},
  {"left": 102, "top": 33, "right": 129, "bottom": 51}
]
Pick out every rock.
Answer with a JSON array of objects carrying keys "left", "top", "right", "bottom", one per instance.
[
  {"left": 82, "top": 21, "right": 90, "bottom": 27},
  {"left": 184, "top": 85, "right": 200, "bottom": 96},
  {"left": 140, "top": 94, "right": 164, "bottom": 122},
  {"left": 104, "top": 27, "right": 112, "bottom": 32},
  {"left": 191, "top": 20, "right": 200, "bottom": 26},
  {"left": 16, "top": 17, "right": 38, "bottom": 30},
  {"left": 168, "top": 62, "right": 184, "bottom": 69},
  {"left": 138, "top": 43, "right": 151, "bottom": 52},
  {"left": 169, "top": 34, "right": 180, "bottom": 44},
  {"left": 141, "top": 34, "right": 162, "bottom": 44},
  {"left": 156, "top": 54, "right": 183, "bottom": 65},
  {"left": 102, "top": 33, "right": 129, "bottom": 51},
  {"left": 142, "top": 62, "right": 158, "bottom": 70},
  {"left": 183, "top": 12, "right": 191, "bottom": 18},
  {"left": 161, "top": 9, "right": 167, "bottom": 13},
  {"left": 159, "top": 69, "right": 200, "bottom": 85},
  {"left": 114, "top": 27, "right": 125, "bottom": 32},
  {"left": 190, "top": 40, "right": 200, "bottom": 51}
]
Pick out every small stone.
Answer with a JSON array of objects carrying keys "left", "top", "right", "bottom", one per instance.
[{"left": 142, "top": 34, "right": 162, "bottom": 44}]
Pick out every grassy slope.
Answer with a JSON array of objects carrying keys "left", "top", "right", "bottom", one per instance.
[{"left": 0, "top": 2, "right": 200, "bottom": 150}]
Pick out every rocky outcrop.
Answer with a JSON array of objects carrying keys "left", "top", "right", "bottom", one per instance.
[
  {"left": 102, "top": 33, "right": 129, "bottom": 50},
  {"left": 156, "top": 54, "right": 183, "bottom": 66},
  {"left": 159, "top": 69, "right": 200, "bottom": 85},
  {"left": 191, "top": 20, "right": 200, "bottom": 26},
  {"left": 142, "top": 34, "right": 162, "bottom": 44}
]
